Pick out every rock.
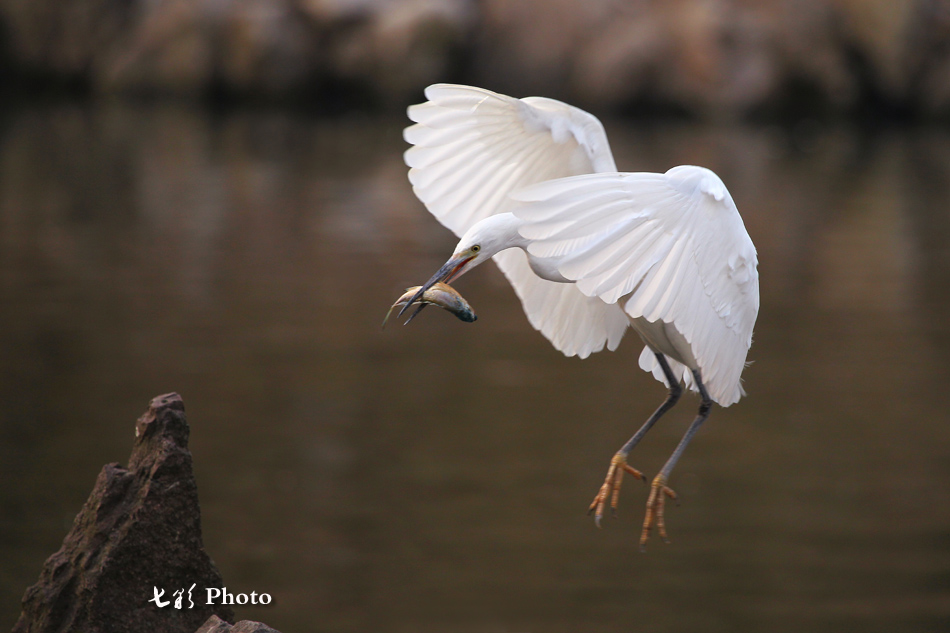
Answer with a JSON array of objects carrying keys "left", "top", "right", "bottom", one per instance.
[
  {"left": 196, "top": 615, "right": 282, "bottom": 633},
  {"left": 317, "top": 0, "right": 473, "bottom": 104},
  {"left": 5, "top": 0, "right": 950, "bottom": 117},
  {"left": 13, "top": 393, "right": 234, "bottom": 633},
  {"left": 96, "top": 0, "right": 218, "bottom": 96},
  {"left": 471, "top": 0, "right": 950, "bottom": 119},
  {"left": 0, "top": 0, "right": 473, "bottom": 102}
]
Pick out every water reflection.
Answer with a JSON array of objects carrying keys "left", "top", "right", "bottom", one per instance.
[{"left": 1, "top": 104, "right": 949, "bottom": 633}]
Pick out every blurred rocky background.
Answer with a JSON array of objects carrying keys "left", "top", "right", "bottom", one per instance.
[{"left": 3, "top": 0, "right": 950, "bottom": 118}]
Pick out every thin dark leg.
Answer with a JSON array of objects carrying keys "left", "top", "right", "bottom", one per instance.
[
  {"left": 640, "top": 368, "right": 713, "bottom": 550},
  {"left": 619, "top": 354, "right": 683, "bottom": 457},
  {"left": 656, "top": 368, "right": 712, "bottom": 480},
  {"left": 589, "top": 353, "right": 683, "bottom": 526}
]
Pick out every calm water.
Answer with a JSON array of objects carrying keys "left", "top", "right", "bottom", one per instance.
[{"left": 1, "top": 103, "right": 949, "bottom": 633}]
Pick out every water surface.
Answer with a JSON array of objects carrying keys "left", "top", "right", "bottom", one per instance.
[{"left": 1, "top": 104, "right": 949, "bottom": 632}]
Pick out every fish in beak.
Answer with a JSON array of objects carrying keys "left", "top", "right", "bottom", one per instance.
[
  {"left": 383, "top": 282, "right": 477, "bottom": 328},
  {"left": 395, "top": 251, "right": 475, "bottom": 320}
]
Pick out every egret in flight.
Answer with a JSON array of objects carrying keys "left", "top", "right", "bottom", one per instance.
[{"left": 398, "top": 84, "right": 759, "bottom": 548}]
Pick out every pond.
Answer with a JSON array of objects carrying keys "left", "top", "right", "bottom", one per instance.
[{"left": 1, "top": 102, "right": 949, "bottom": 632}]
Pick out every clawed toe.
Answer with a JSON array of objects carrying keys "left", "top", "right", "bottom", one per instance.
[
  {"left": 639, "top": 475, "right": 677, "bottom": 550},
  {"left": 589, "top": 455, "right": 685, "bottom": 550},
  {"left": 588, "top": 452, "right": 644, "bottom": 527}
]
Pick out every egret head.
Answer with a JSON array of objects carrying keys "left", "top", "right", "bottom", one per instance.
[{"left": 397, "top": 213, "right": 523, "bottom": 319}]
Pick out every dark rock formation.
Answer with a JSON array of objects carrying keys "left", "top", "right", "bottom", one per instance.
[
  {"left": 196, "top": 615, "right": 282, "bottom": 633},
  {"left": 13, "top": 393, "right": 235, "bottom": 633}
]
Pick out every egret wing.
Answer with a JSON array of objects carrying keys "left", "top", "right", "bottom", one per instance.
[
  {"left": 513, "top": 166, "right": 760, "bottom": 405},
  {"left": 404, "top": 84, "right": 627, "bottom": 357},
  {"left": 405, "top": 83, "right": 617, "bottom": 233},
  {"left": 492, "top": 249, "right": 628, "bottom": 358}
]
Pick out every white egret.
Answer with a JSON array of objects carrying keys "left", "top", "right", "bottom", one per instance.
[{"left": 398, "top": 84, "right": 759, "bottom": 548}]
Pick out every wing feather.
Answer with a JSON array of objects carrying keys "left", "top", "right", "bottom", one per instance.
[
  {"left": 404, "top": 84, "right": 628, "bottom": 357},
  {"left": 492, "top": 250, "right": 629, "bottom": 358},
  {"left": 513, "top": 166, "right": 759, "bottom": 405}
]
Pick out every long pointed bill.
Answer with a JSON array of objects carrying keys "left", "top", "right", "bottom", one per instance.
[{"left": 396, "top": 252, "right": 473, "bottom": 319}]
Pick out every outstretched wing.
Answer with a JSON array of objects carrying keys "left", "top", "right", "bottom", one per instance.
[
  {"left": 513, "top": 166, "right": 760, "bottom": 405},
  {"left": 404, "top": 84, "right": 627, "bottom": 358}
]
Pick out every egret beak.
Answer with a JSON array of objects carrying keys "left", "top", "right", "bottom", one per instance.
[{"left": 397, "top": 252, "right": 474, "bottom": 319}]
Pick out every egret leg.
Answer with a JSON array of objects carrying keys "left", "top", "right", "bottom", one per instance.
[
  {"left": 588, "top": 354, "right": 682, "bottom": 527},
  {"left": 640, "top": 368, "right": 713, "bottom": 550}
]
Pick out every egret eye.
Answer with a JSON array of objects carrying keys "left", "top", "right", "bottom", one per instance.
[{"left": 472, "top": 245, "right": 481, "bottom": 253}]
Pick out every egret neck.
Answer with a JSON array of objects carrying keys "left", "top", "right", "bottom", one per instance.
[
  {"left": 455, "top": 213, "right": 570, "bottom": 283},
  {"left": 398, "top": 212, "right": 567, "bottom": 318}
]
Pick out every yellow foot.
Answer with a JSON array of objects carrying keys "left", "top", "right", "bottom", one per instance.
[
  {"left": 640, "top": 474, "right": 678, "bottom": 550},
  {"left": 587, "top": 452, "right": 644, "bottom": 527}
]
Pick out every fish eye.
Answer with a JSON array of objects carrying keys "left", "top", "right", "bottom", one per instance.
[{"left": 471, "top": 245, "right": 481, "bottom": 253}]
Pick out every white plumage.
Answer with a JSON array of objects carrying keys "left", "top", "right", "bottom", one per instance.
[
  {"left": 400, "top": 84, "right": 759, "bottom": 545},
  {"left": 405, "top": 84, "right": 628, "bottom": 360},
  {"left": 404, "top": 84, "right": 759, "bottom": 406}
]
